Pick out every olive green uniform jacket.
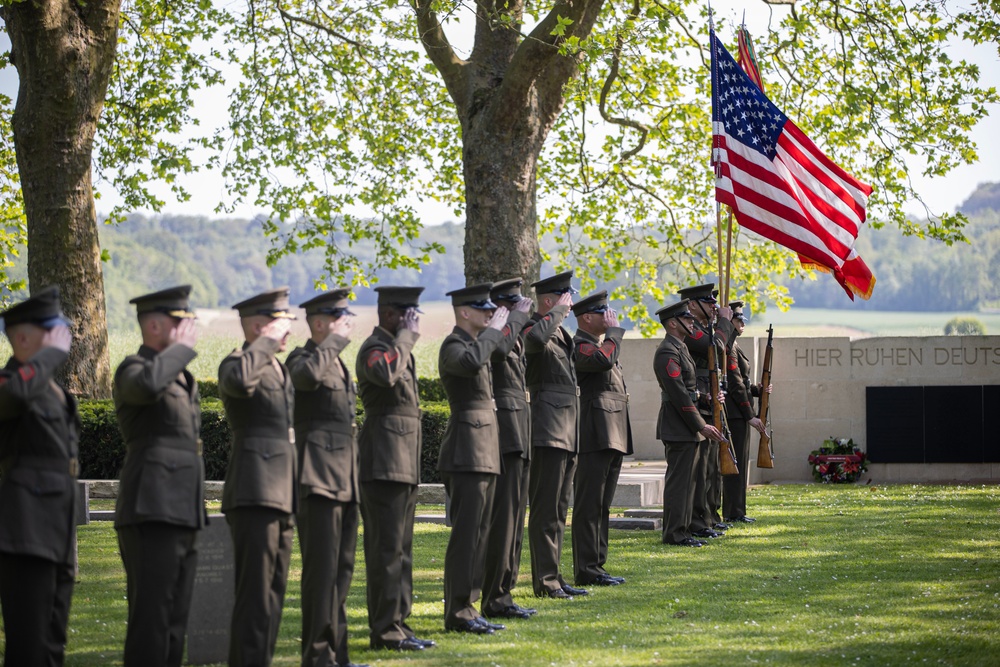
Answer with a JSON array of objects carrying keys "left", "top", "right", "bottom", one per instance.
[
  {"left": 653, "top": 335, "right": 706, "bottom": 442},
  {"left": 523, "top": 304, "right": 578, "bottom": 451}
]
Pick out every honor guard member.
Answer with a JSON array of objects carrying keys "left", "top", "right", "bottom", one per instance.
[
  {"left": 219, "top": 288, "right": 298, "bottom": 667},
  {"left": 524, "top": 270, "right": 588, "bottom": 599},
  {"left": 722, "top": 301, "right": 767, "bottom": 524},
  {"left": 652, "top": 300, "right": 727, "bottom": 547},
  {"left": 571, "top": 291, "right": 632, "bottom": 587},
  {"left": 355, "top": 286, "right": 435, "bottom": 651},
  {"left": 286, "top": 289, "right": 367, "bottom": 667},
  {"left": 438, "top": 283, "right": 518, "bottom": 634},
  {"left": 677, "top": 283, "right": 733, "bottom": 540},
  {"left": 114, "top": 285, "right": 204, "bottom": 667},
  {"left": 481, "top": 279, "right": 537, "bottom": 621},
  {"left": 0, "top": 287, "right": 79, "bottom": 665}
]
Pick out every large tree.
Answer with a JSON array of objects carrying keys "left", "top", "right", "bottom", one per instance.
[{"left": 1, "top": 0, "right": 997, "bottom": 393}]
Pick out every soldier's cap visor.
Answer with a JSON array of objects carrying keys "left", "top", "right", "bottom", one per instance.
[
  {"left": 385, "top": 302, "right": 424, "bottom": 314},
  {"left": 551, "top": 285, "right": 578, "bottom": 295},
  {"left": 149, "top": 306, "right": 196, "bottom": 320},
  {"left": 493, "top": 293, "right": 523, "bottom": 302},
  {"left": 255, "top": 309, "right": 297, "bottom": 319},
  {"left": 465, "top": 299, "right": 498, "bottom": 311},
  {"left": 313, "top": 306, "right": 356, "bottom": 318},
  {"left": 675, "top": 310, "right": 695, "bottom": 320},
  {"left": 696, "top": 295, "right": 718, "bottom": 304},
  {"left": 37, "top": 315, "right": 74, "bottom": 330}
]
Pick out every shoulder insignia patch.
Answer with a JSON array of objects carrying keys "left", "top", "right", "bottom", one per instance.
[
  {"left": 18, "top": 365, "right": 36, "bottom": 382},
  {"left": 666, "top": 359, "right": 681, "bottom": 378},
  {"left": 691, "top": 330, "right": 704, "bottom": 341}
]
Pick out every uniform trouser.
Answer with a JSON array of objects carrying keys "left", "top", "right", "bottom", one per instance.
[
  {"left": 690, "top": 418, "right": 715, "bottom": 532},
  {"left": 117, "top": 522, "right": 199, "bottom": 667},
  {"left": 226, "top": 507, "right": 295, "bottom": 667},
  {"left": 442, "top": 472, "right": 496, "bottom": 627},
  {"left": 482, "top": 453, "right": 529, "bottom": 615},
  {"left": 706, "top": 436, "right": 723, "bottom": 524},
  {"left": 722, "top": 416, "right": 751, "bottom": 520},
  {"left": 661, "top": 440, "right": 702, "bottom": 544},
  {"left": 572, "top": 449, "right": 624, "bottom": 584},
  {"left": 0, "top": 552, "right": 74, "bottom": 667},
  {"left": 528, "top": 447, "right": 577, "bottom": 595},
  {"left": 359, "top": 480, "right": 418, "bottom": 644},
  {"left": 298, "top": 495, "right": 359, "bottom": 667}
]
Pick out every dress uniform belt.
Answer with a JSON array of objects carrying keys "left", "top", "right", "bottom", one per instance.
[
  {"left": 494, "top": 387, "right": 531, "bottom": 404},
  {"left": 128, "top": 435, "right": 205, "bottom": 456},
  {"left": 294, "top": 419, "right": 356, "bottom": 436},
  {"left": 14, "top": 455, "right": 79, "bottom": 477},
  {"left": 448, "top": 399, "right": 497, "bottom": 411},
  {"left": 528, "top": 383, "right": 580, "bottom": 396},
  {"left": 361, "top": 406, "right": 421, "bottom": 419},
  {"left": 580, "top": 391, "right": 629, "bottom": 403},
  {"left": 660, "top": 391, "right": 700, "bottom": 404},
  {"left": 232, "top": 426, "right": 294, "bottom": 439}
]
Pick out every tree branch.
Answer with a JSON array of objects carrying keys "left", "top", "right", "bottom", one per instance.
[{"left": 410, "top": 0, "right": 469, "bottom": 110}]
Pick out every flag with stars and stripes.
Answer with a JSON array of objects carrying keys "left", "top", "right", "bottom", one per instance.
[{"left": 711, "top": 29, "right": 876, "bottom": 300}]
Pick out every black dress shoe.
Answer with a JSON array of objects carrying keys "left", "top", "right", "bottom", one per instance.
[
  {"left": 371, "top": 637, "right": 425, "bottom": 651},
  {"left": 411, "top": 636, "right": 436, "bottom": 648},
  {"left": 713, "top": 522, "right": 731, "bottom": 531},
  {"left": 475, "top": 617, "right": 505, "bottom": 631},
  {"left": 486, "top": 605, "right": 533, "bottom": 619},
  {"left": 672, "top": 537, "right": 704, "bottom": 547},
  {"left": 449, "top": 619, "right": 494, "bottom": 634},
  {"left": 562, "top": 584, "right": 589, "bottom": 596},
  {"left": 590, "top": 574, "right": 622, "bottom": 586},
  {"left": 605, "top": 574, "right": 626, "bottom": 584},
  {"left": 692, "top": 529, "right": 722, "bottom": 538},
  {"left": 546, "top": 588, "right": 573, "bottom": 599},
  {"left": 513, "top": 603, "right": 538, "bottom": 615},
  {"left": 731, "top": 516, "right": 755, "bottom": 523}
]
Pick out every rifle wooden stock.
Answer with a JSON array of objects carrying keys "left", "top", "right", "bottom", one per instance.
[
  {"left": 757, "top": 324, "right": 775, "bottom": 469},
  {"left": 707, "top": 327, "right": 740, "bottom": 476}
]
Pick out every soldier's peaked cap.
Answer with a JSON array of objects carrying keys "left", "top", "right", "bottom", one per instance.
[
  {"left": 654, "top": 299, "right": 695, "bottom": 324},
  {"left": 729, "top": 300, "right": 747, "bottom": 322},
  {"left": 232, "top": 287, "right": 296, "bottom": 319},
  {"left": 530, "top": 270, "right": 577, "bottom": 295},
  {"left": 129, "top": 285, "right": 195, "bottom": 319},
  {"left": 572, "top": 290, "right": 610, "bottom": 317},
  {"left": 490, "top": 278, "right": 524, "bottom": 302},
  {"left": 0, "top": 286, "right": 72, "bottom": 329},
  {"left": 446, "top": 283, "right": 497, "bottom": 310},
  {"left": 677, "top": 283, "right": 718, "bottom": 302},
  {"left": 299, "top": 288, "right": 355, "bottom": 317},
  {"left": 375, "top": 286, "right": 425, "bottom": 310}
]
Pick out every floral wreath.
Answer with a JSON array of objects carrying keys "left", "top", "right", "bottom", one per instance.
[{"left": 807, "top": 437, "right": 868, "bottom": 484}]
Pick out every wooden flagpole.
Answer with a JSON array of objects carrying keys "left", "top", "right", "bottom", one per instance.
[{"left": 723, "top": 207, "right": 734, "bottom": 305}]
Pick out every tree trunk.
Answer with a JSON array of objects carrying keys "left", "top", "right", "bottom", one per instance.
[{"left": 2, "top": 0, "right": 121, "bottom": 398}]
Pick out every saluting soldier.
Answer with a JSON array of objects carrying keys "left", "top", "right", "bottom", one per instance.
[
  {"left": 438, "top": 283, "right": 517, "bottom": 634},
  {"left": 0, "top": 287, "right": 79, "bottom": 665},
  {"left": 677, "top": 283, "right": 733, "bottom": 540},
  {"left": 286, "top": 289, "right": 367, "bottom": 667},
  {"left": 524, "top": 270, "right": 588, "bottom": 599},
  {"left": 219, "top": 288, "right": 298, "bottom": 667},
  {"left": 481, "top": 278, "right": 536, "bottom": 621},
  {"left": 652, "top": 300, "right": 727, "bottom": 547},
  {"left": 114, "top": 285, "right": 205, "bottom": 667},
  {"left": 355, "top": 286, "right": 434, "bottom": 652},
  {"left": 571, "top": 291, "right": 631, "bottom": 587},
  {"left": 722, "top": 300, "right": 767, "bottom": 524}
]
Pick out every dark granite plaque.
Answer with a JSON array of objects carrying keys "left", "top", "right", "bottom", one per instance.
[
  {"left": 186, "top": 515, "right": 233, "bottom": 665},
  {"left": 75, "top": 481, "right": 90, "bottom": 526}
]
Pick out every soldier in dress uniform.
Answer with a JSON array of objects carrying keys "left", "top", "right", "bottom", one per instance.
[
  {"left": 571, "top": 291, "right": 631, "bottom": 587},
  {"left": 438, "top": 283, "right": 520, "bottom": 634},
  {"left": 524, "top": 270, "right": 588, "bottom": 599},
  {"left": 652, "top": 300, "right": 727, "bottom": 547},
  {"left": 286, "top": 289, "right": 367, "bottom": 667},
  {"left": 114, "top": 285, "right": 205, "bottom": 667},
  {"left": 677, "top": 283, "right": 733, "bottom": 541},
  {"left": 355, "top": 286, "right": 434, "bottom": 652},
  {"left": 0, "top": 287, "right": 79, "bottom": 665},
  {"left": 722, "top": 301, "right": 767, "bottom": 524},
  {"left": 219, "top": 287, "right": 298, "bottom": 667},
  {"left": 481, "top": 278, "right": 537, "bottom": 621}
]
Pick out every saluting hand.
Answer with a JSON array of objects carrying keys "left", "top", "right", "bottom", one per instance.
[
  {"left": 487, "top": 306, "right": 510, "bottom": 331},
  {"left": 700, "top": 424, "right": 727, "bottom": 443},
  {"left": 171, "top": 318, "right": 198, "bottom": 349},
  {"left": 604, "top": 308, "right": 619, "bottom": 329},
  {"left": 261, "top": 317, "right": 292, "bottom": 342},
  {"left": 556, "top": 291, "right": 573, "bottom": 308},
  {"left": 42, "top": 325, "right": 72, "bottom": 353},
  {"left": 514, "top": 297, "right": 533, "bottom": 313},
  {"left": 330, "top": 315, "right": 354, "bottom": 339},
  {"left": 400, "top": 307, "right": 420, "bottom": 334}
]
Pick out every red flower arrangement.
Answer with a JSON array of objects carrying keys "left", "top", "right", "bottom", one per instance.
[{"left": 808, "top": 437, "right": 868, "bottom": 483}]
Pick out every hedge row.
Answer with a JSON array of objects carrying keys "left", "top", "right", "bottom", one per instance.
[
  {"left": 78, "top": 399, "right": 449, "bottom": 484},
  {"left": 196, "top": 377, "right": 447, "bottom": 403}
]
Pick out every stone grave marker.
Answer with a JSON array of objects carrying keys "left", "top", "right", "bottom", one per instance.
[{"left": 186, "top": 514, "right": 233, "bottom": 665}]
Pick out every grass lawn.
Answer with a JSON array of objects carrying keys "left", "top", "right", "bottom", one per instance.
[{"left": 11, "top": 483, "right": 999, "bottom": 666}]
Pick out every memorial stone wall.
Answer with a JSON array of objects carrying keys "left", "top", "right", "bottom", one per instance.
[{"left": 619, "top": 335, "right": 1000, "bottom": 483}]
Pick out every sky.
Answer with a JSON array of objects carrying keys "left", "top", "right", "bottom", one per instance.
[{"left": 1, "top": 2, "right": 997, "bottom": 223}]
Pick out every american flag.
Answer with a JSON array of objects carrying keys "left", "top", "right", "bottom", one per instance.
[{"left": 711, "top": 29, "right": 876, "bottom": 300}]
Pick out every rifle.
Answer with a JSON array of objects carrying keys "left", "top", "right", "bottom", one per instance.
[
  {"left": 707, "top": 318, "right": 740, "bottom": 476},
  {"left": 756, "top": 324, "right": 775, "bottom": 469}
]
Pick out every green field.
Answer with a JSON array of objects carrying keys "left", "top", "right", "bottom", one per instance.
[
  {"left": 7, "top": 483, "right": 999, "bottom": 666},
  {"left": 739, "top": 307, "right": 1000, "bottom": 339}
]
